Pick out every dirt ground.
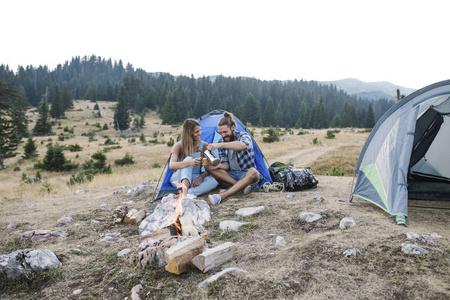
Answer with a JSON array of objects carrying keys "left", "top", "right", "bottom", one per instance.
[{"left": 1, "top": 173, "right": 449, "bottom": 299}]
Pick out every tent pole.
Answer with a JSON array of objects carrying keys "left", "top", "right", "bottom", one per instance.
[
  {"left": 151, "top": 154, "right": 171, "bottom": 203},
  {"left": 349, "top": 171, "right": 357, "bottom": 202}
]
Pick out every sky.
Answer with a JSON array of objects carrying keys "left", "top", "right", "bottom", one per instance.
[{"left": 2, "top": 0, "right": 449, "bottom": 89}]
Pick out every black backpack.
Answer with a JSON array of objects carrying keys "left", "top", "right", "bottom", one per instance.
[{"left": 269, "top": 162, "right": 319, "bottom": 192}]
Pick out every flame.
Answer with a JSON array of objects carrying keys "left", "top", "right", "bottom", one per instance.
[{"left": 172, "top": 180, "right": 188, "bottom": 221}]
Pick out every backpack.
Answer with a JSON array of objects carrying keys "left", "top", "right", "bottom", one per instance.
[{"left": 268, "top": 162, "right": 319, "bottom": 192}]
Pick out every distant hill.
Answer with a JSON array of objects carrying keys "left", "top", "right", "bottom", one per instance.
[{"left": 319, "top": 78, "right": 417, "bottom": 100}]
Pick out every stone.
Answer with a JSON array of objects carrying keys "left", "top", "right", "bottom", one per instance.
[
  {"left": 73, "top": 289, "right": 83, "bottom": 295},
  {"left": 406, "top": 232, "right": 422, "bottom": 241},
  {"left": 430, "top": 233, "right": 442, "bottom": 239},
  {"left": 7, "top": 222, "right": 17, "bottom": 229},
  {"left": 118, "top": 249, "right": 132, "bottom": 257},
  {"left": 401, "top": 243, "right": 429, "bottom": 255},
  {"left": 197, "top": 268, "right": 246, "bottom": 289},
  {"left": 75, "top": 189, "right": 85, "bottom": 194},
  {"left": 57, "top": 216, "right": 74, "bottom": 225},
  {"left": 91, "top": 219, "right": 101, "bottom": 224},
  {"left": 121, "top": 200, "right": 136, "bottom": 205},
  {"left": 275, "top": 236, "right": 285, "bottom": 245},
  {"left": 100, "top": 204, "right": 108, "bottom": 209},
  {"left": 21, "top": 230, "right": 68, "bottom": 244},
  {"left": 0, "top": 249, "right": 61, "bottom": 279},
  {"left": 235, "top": 206, "right": 265, "bottom": 216},
  {"left": 219, "top": 220, "right": 248, "bottom": 231},
  {"left": 131, "top": 284, "right": 142, "bottom": 300},
  {"left": 339, "top": 217, "right": 356, "bottom": 229},
  {"left": 299, "top": 212, "right": 322, "bottom": 223},
  {"left": 313, "top": 196, "right": 326, "bottom": 202},
  {"left": 139, "top": 194, "right": 211, "bottom": 236},
  {"left": 343, "top": 249, "right": 358, "bottom": 257}
]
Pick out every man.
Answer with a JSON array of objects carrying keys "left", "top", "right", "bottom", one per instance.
[{"left": 205, "top": 112, "right": 262, "bottom": 205}]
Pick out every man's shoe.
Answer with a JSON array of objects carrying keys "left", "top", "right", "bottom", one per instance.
[
  {"left": 208, "top": 194, "right": 222, "bottom": 205},
  {"left": 240, "top": 185, "right": 252, "bottom": 195}
]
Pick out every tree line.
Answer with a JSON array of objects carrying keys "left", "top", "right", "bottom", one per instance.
[{"left": 1, "top": 54, "right": 395, "bottom": 131}]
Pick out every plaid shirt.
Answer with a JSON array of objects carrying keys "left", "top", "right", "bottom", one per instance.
[{"left": 218, "top": 131, "right": 256, "bottom": 171}]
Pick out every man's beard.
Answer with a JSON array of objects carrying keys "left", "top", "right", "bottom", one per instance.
[{"left": 224, "top": 131, "right": 235, "bottom": 142}]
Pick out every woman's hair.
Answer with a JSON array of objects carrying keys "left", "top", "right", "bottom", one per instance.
[
  {"left": 181, "top": 119, "right": 200, "bottom": 158},
  {"left": 218, "top": 111, "right": 236, "bottom": 128}
]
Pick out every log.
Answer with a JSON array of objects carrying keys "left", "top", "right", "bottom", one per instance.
[
  {"left": 164, "top": 236, "right": 206, "bottom": 275},
  {"left": 152, "top": 228, "right": 173, "bottom": 239},
  {"left": 179, "top": 215, "right": 199, "bottom": 237},
  {"left": 124, "top": 209, "right": 146, "bottom": 224},
  {"left": 165, "top": 247, "right": 204, "bottom": 274},
  {"left": 112, "top": 206, "right": 128, "bottom": 223},
  {"left": 191, "top": 242, "right": 235, "bottom": 272}
]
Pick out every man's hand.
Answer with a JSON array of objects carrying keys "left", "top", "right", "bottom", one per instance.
[
  {"left": 192, "top": 176, "right": 203, "bottom": 187},
  {"left": 206, "top": 143, "right": 219, "bottom": 151}
]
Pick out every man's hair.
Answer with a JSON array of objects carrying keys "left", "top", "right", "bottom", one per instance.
[
  {"left": 181, "top": 118, "right": 200, "bottom": 158},
  {"left": 218, "top": 111, "right": 236, "bottom": 128}
]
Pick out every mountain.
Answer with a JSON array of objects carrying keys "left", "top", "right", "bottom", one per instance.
[{"left": 319, "top": 78, "right": 417, "bottom": 100}]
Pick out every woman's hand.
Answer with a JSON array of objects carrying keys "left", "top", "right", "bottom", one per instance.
[{"left": 191, "top": 157, "right": 202, "bottom": 166}]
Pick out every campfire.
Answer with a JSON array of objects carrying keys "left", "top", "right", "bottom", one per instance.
[{"left": 137, "top": 183, "right": 236, "bottom": 275}]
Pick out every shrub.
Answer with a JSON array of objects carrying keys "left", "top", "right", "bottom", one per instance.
[
  {"left": 23, "top": 137, "right": 38, "bottom": 159},
  {"left": 262, "top": 127, "right": 279, "bottom": 143},
  {"left": 325, "top": 130, "right": 336, "bottom": 139},
  {"left": 66, "top": 144, "right": 83, "bottom": 152},
  {"left": 152, "top": 163, "right": 161, "bottom": 168},
  {"left": 35, "top": 144, "right": 78, "bottom": 172},
  {"left": 167, "top": 137, "right": 174, "bottom": 147},
  {"left": 114, "top": 153, "right": 135, "bottom": 166},
  {"left": 140, "top": 133, "right": 146, "bottom": 143}
]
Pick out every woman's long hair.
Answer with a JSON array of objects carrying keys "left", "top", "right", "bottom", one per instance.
[{"left": 181, "top": 119, "right": 201, "bottom": 158}]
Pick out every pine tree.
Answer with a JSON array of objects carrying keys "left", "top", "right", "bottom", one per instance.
[
  {"left": 242, "top": 93, "right": 259, "bottom": 126},
  {"left": 0, "top": 102, "right": 20, "bottom": 169},
  {"left": 33, "top": 97, "right": 53, "bottom": 136},
  {"left": 161, "top": 90, "right": 186, "bottom": 124},
  {"left": 61, "top": 83, "right": 73, "bottom": 110},
  {"left": 113, "top": 85, "right": 131, "bottom": 131},
  {"left": 340, "top": 102, "right": 357, "bottom": 127},
  {"left": 50, "top": 84, "right": 64, "bottom": 120},
  {"left": 263, "top": 97, "right": 276, "bottom": 127},
  {"left": 365, "top": 103, "right": 375, "bottom": 128},
  {"left": 11, "top": 86, "right": 29, "bottom": 138},
  {"left": 23, "top": 137, "right": 38, "bottom": 159},
  {"left": 193, "top": 91, "right": 207, "bottom": 118}
]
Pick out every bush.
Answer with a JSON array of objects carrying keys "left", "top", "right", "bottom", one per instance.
[
  {"left": 114, "top": 153, "right": 135, "bottom": 166},
  {"left": 34, "top": 144, "right": 78, "bottom": 172},
  {"left": 152, "top": 163, "right": 161, "bottom": 168},
  {"left": 140, "top": 133, "right": 146, "bottom": 143},
  {"left": 262, "top": 127, "right": 279, "bottom": 143},
  {"left": 325, "top": 130, "right": 336, "bottom": 139},
  {"left": 66, "top": 144, "right": 83, "bottom": 152},
  {"left": 23, "top": 137, "right": 38, "bottom": 159},
  {"left": 167, "top": 137, "right": 174, "bottom": 147}
]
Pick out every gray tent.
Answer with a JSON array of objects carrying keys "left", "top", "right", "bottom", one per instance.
[{"left": 351, "top": 80, "right": 450, "bottom": 225}]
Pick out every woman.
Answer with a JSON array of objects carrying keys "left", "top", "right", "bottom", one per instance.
[{"left": 169, "top": 119, "right": 218, "bottom": 196}]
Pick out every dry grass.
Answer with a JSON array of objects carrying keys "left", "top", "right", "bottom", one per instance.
[{"left": 0, "top": 103, "right": 449, "bottom": 299}]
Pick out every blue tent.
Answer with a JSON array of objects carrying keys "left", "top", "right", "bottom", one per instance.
[{"left": 153, "top": 110, "right": 273, "bottom": 201}]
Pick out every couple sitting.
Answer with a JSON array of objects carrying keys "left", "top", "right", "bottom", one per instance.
[{"left": 169, "top": 112, "right": 262, "bottom": 205}]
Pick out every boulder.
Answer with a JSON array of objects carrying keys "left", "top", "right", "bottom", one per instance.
[
  {"left": 299, "top": 212, "right": 322, "bottom": 223},
  {"left": 0, "top": 249, "right": 61, "bottom": 279}
]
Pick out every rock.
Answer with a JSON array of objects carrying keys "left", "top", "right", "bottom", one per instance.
[
  {"left": 126, "top": 190, "right": 133, "bottom": 196},
  {"left": 406, "top": 232, "right": 422, "bottom": 241},
  {"left": 99, "top": 232, "right": 120, "bottom": 242},
  {"left": 112, "top": 206, "right": 128, "bottom": 223},
  {"left": 57, "top": 216, "right": 74, "bottom": 225},
  {"left": 131, "top": 284, "right": 142, "bottom": 300},
  {"left": 75, "top": 189, "right": 85, "bottom": 194},
  {"left": 73, "top": 289, "right": 83, "bottom": 295},
  {"left": 197, "top": 268, "right": 245, "bottom": 289},
  {"left": 26, "top": 203, "right": 36, "bottom": 208},
  {"left": 21, "top": 230, "right": 68, "bottom": 244},
  {"left": 286, "top": 193, "right": 295, "bottom": 198},
  {"left": 343, "top": 249, "right": 358, "bottom": 257},
  {"left": 7, "top": 222, "right": 18, "bottom": 229},
  {"left": 275, "top": 236, "right": 285, "bottom": 245},
  {"left": 118, "top": 249, "right": 132, "bottom": 257},
  {"left": 219, "top": 220, "right": 248, "bottom": 231},
  {"left": 0, "top": 249, "right": 61, "bottom": 279},
  {"left": 313, "top": 196, "right": 326, "bottom": 202},
  {"left": 430, "top": 233, "right": 442, "bottom": 239},
  {"left": 100, "top": 204, "right": 108, "bottom": 209},
  {"left": 299, "top": 212, "right": 322, "bottom": 223},
  {"left": 401, "top": 243, "right": 429, "bottom": 255},
  {"left": 133, "top": 185, "right": 148, "bottom": 194},
  {"left": 139, "top": 195, "right": 211, "bottom": 236},
  {"left": 124, "top": 209, "right": 146, "bottom": 224},
  {"left": 235, "top": 206, "right": 265, "bottom": 216},
  {"left": 91, "top": 219, "right": 101, "bottom": 224},
  {"left": 121, "top": 200, "right": 136, "bottom": 205},
  {"left": 422, "top": 235, "right": 435, "bottom": 244},
  {"left": 339, "top": 217, "right": 356, "bottom": 230}
]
